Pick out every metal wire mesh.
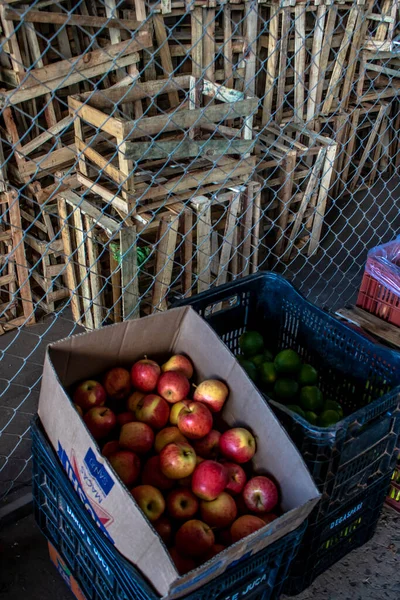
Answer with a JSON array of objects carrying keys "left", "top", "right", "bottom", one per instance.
[{"left": 0, "top": 0, "right": 400, "bottom": 500}]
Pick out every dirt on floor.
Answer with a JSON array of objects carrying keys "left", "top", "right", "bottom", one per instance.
[{"left": 0, "top": 508, "right": 398, "bottom": 600}]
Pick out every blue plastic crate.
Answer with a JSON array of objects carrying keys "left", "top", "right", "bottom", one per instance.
[
  {"left": 175, "top": 273, "right": 400, "bottom": 521},
  {"left": 284, "top": 472, "right": 392, "bottom": 595},
  {"left": 32, "top": 416, "right": 307, "bottom": 600}
]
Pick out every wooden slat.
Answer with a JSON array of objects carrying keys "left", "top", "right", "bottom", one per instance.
[
  {"left": 216, "top": 191, "right": 241, "bottom": 286},
  {"left": 57, "top": 198, "right": 81, "bottom": 324},
  {"left": 120, "top": 227, "right": 140, "bottom": 320},
  {"left": 192, "top": 196, "right": 211, "bottom": 294},
  {"left": 308, "top": 143, "right": 337, "bottom": 255},
  {"left": 152, "top": 215, "right": 179, "bottom": 311}
]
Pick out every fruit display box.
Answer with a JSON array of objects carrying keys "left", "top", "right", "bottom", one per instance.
[
  {"left": 284, "top": 472, "right": 393, "bottom": 596},
  {"left": 175, "top": 273, "right": 400, "bottom": 522},
  {"left": 33, "top": 417, "right": 308, "bottom": 600},
  {"left": 37, "top": 306, "right": 319, "bottom": 598}
]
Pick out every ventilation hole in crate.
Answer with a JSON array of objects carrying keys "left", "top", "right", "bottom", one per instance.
[
  {"left": 94, "top": 572, "right": 113, "bottom": 600},
  {"left": 335, "top": 439, "right": 388, "bottom": 487},
  {"left": 60, "top": 537, "right": 76, "bottom": 567},
  {"left": 44, "top": 516, "right": 59, "bottom": 543},
  {"left": 44, "top": 472, "right": 58, "bottom": 502},
  {"left": 77, "top": 546, "right": 95, "bottom": 577},
  {"left": 75, "top": 563, "right": 92, "bottom": 595},
  {"left": 60, "top": 518, "right": 76, "bottom": 549}
]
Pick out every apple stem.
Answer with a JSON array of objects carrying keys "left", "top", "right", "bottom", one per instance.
[{"left": 192, "top": 384, "right": 197, "bottom": 389}]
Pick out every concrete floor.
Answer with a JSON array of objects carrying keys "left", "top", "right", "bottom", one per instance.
[{"left": 0, "top": 508, "right": 398, "bottom": 600}]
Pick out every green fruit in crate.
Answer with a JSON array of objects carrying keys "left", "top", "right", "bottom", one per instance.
[
  {"left": 274, "top": 379, "right": 299, "bottom": 401},
  {"left": 239, "top": 331, "right": 264, "bottom": 358},
  {"left": 305, "top": 411, "right": 318, "bottom": 425},
  {"left": 259, "top": 362, "right": 278, "bottom": 387},
  {"left": 237, "top": 357, "right": 258, "bottom": 382},
  {"left": 318, "top": 410, "right": 341, "bottom": 427},
  {"left": 324, "top": 400, "right": 344, "bottom": 419},
  {"left": 298, "top": 364, "right": 318, "bottom": 386},
  {"left": 286, "top": 405, "right": 306, "bottom": 419},
  {"left": 300, "top": 386, "right": 324, "bottom": 412},
  {"left": 251, "top": 354, "right": 266, "bottom": 368},
  {"left": 274, "top": 349, "right": 302, "bottom": 376}
]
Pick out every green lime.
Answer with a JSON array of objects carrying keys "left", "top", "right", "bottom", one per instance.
[
  {"left": 239, "top": 331, "right": 264, "bottom": 358},
  {"left": 324, "top": 400, "right": 344, "bottom": 419},
  {"left": 318, "top": 410, "right": 341, "bottom": 427},
  {"left": 274, "top": 378, "right": 299, "bottom": 400},
  {"left": 300, "top": 386, "right": 324, "bottom": 412},
  {"left": 287, "top": 405, "right": 306, "bottom": 418},
  {"left": 237, "top": 357, "right": 258, "bottom": 382},
  {"left": 274, "top": 349, "right": 302, "bottom": 376},
  {"left": 305, "top": 411, "right": 318, "bottom": 425},
  {"left": 298, "top": 364, "right": 318, "bottom": 386},
  {"left": 259, "top": 362, "right": 278, "bottom": 386},
  {"left": 251, "top": 354, "right": 266, "bottom": 368}
]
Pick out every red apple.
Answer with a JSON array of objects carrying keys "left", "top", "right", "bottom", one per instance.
[
  {"left": 73, "top": 403, "right": 84, "bottom": 417},
  {"left": 162, "top": 355, "right": 194, "bottom": 379},
  {"left": 223, "top": 462, "right": 247, "bottom": 495},
  {"left": 259, "top": 512, "right": 278, "bottom": 525},
  {"left": 191, "top": 460, "right": 228, "bottom": 501},
  {"left": 169, "top": 400, "right": 190, "bottom": 425},
  {"left": 131, "top": 484, "right": 165, "bottom": 522},
  {"left": 203, "top": 544, "right": 226, "bottom": 561},
  {"left": 160, "top": 442, "right": 197, "bottom": 480},
  {"left": 141, "top": 456, "right": 174, "bottom": 491},
  {"left": 230, "top": 515, "right": 265, "bottom": 543},
  {"left": 176, "top": 520, "right": 215, "bottom": 558},
  {"left": 83, "top": 406, "right": 116, "bottom": 440},
  {"left": 193, "top": 430, "right": 221, "bottom": 459},
  {"left": 193, "top": 379, "right": 229, "bottom": 413},
  {"left": 134, "top": 394, "right": 170, "bottom": 430},
  {"left": 102, "top": 440, "right": 120, "bottom": 458},
  {"left": 219, "top": 428, "right": 256, "bottom": 463},
  {"left": 117, "top": 411, "right": 135, "bottom": 427},
  {"left": 200, "top": 492, "right": 237, "bottom": 528},
  {"left": 126, "top": 391, "right": 145, "bottom": 412},
  {"left": 167, "top": 488, "right": 199, "bottom": 520},
  {"left": 169, "top": 547, "right": 196, "bottom": 575},
  {"left": 103, "top": 367, "right": 131, "bottom": 400},
  {"left": 73, "top": 380, "right": 106, "bottom": 411},
  {"left": 131, "top": 358, "right": 161, "bottom": 393},
  {"left": 157, "top": 371, "right": 190, "bottom": 404},
  {"left": 154, "top": 517, "right": 173, "bottom": 546},
  {"left": 177, "top": 402, "right": 213, "bottom": 440},
  {"left": 108, "top": 450, "right": 140, "bottom": 486},
  {"left": 154, "top": 427, "right": 187, "bottom": 453},
  {"left": 119, "top": 421, "right": 154, "bottom": 454},
  {"left": 243, "top": 476, "right": 278, "bottom": 513}
]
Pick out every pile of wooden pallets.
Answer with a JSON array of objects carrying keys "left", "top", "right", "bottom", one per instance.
[{"left": 0, "top": 0, "right": 399, "bottom": 330}]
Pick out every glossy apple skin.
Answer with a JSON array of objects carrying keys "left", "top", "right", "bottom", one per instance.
[
  {"left": 103, "top": 367, "right": 131, "bottom": 400},
  {"left": 159, "top": 442, "right": 197, "bottom": 479},
  {"left": 169, "top": 400, "right": 190, "bottom": 425},
  {"left": 155, "top": 427, "right": 187, "bottom": 453},
  {"left": 119, "top": 421, "right": 154, "bottom": 454},
  {"left": 191, "top": 460, "right": 228, "bottom": 501},
  {"left": 126, "top": 391, "right": 145, "bottom": 413},
  {"left": 108, "top": 450, "right": 140, "bottom": 486},
  {"left": 243, "top": 476, "right": 278, "bottom": 513},
  {"left": 223, "top": 462, "right": 247, "bottom": 495},
  {"left": 131, "top": 359, "right": 161, "bottom": 393},
  {"left": 117, "top": 411, "right": 135, "bottom": 427},
  {"left": 153, "top": 517, "right": 173, "bottom": 546},
  {"left": 167, "top": 488, "right": 199, "bottom": 520},
  {"left": 219, "top": 428, "right": 256, "bottom": 463},
  {"left": 200, "top": 492, "right": 238, "bottom": 528},
  {"left": 135, "top": 394, "right": 170, "bottom": 430},
  {"left": 157, "top": 371, "right": 190, "bottom": 403},
  {"left": 131, "top": 485, "right": 165, "bottom": 522},
  {"left": 83, "top": 406, "right": 116, "bottom": 440},
  {"left": 230, "top": 515, "right": 265, "bottom": 543},
  {"left": 73, "top": 380, "right": 106, "bottom": 411},
  {"left": 175, "top": 519, "right": 215, "bottom": 558},
  {"left": 102, "top": 440, "right": 120, "bottom": 458},
  {"left": 193, "top": 379, "right": 229, "bottom": 412},
  {"left": 177, "top": 402, "right": 213, "bottom": 440},
  {"left": 193, "top": 430, "right": 221, "bottom": 459},
  {"left": 162, "top": 355, "right": 194, "bottom": 379}
]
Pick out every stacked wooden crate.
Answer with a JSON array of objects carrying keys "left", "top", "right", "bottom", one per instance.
[{"left": 0, "top": 0, "right": 398, "bottom": 330}]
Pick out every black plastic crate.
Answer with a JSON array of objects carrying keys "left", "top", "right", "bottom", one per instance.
[
  {"left": 176, "top": 273, "right": 400, "bottom": 521},
  {"left": 284, "top": 472, "right": 392, "bottom": 595},
  {"left": 32, "top": 416, "right": 306, "bottom": 600}
]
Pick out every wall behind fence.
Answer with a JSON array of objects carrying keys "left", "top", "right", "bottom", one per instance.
[{"left": 0, "top": 0, "right": 400, "bottom": 500}]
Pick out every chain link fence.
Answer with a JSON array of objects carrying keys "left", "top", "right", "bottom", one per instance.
[{"left": 0, "top": 0, "right": 400, "bottom": 501}]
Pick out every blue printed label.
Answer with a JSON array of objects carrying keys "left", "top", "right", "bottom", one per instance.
[{"left": 84, "top": 448, "right": 114, "bottom": 496}]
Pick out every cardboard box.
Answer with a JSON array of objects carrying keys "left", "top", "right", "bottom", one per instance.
[
  {"left": 48, "top": 542, "right": 86, "bottom": 600},
  {"left": 38, "top": 306, "right": 320, "bottom": 598}
]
